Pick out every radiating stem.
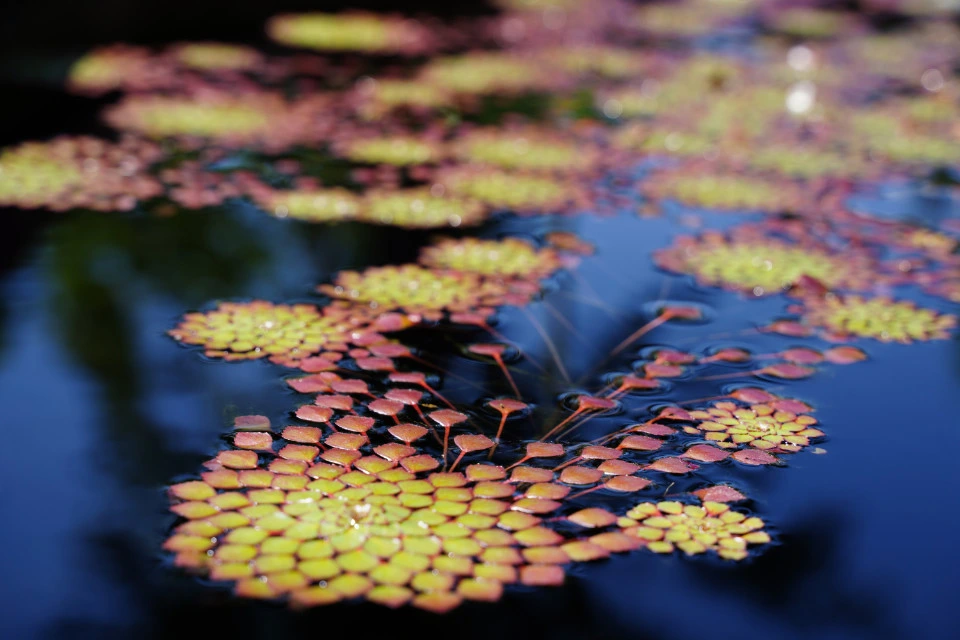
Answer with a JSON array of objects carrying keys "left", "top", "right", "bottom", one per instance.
[
  {"left": 537, "top": 408, "right": 584, "bottom": 442},
  {"left": 520, "top": 307, "right": 571, "bottom": 384},
  {"left": 609, "top": 310, "right": 675, "bottom": 358}
]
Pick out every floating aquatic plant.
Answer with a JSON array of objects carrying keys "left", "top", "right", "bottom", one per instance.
[
  {"left": 418, "top": 237, "right": 563, "bottom": 281},
  {"left": 0, "top": 137, "right": 163, "bottom": 211},
  {"left": 746, "top": 145, "right": 863, "bottom": 180},
  {"left": 541, "top": 46, "right": 648, "bottom": 79},
  {"left": 103, "top": 92, "right": 330, "bottom": 151},
  {"left": 249, "top": 186, "right": 361, "bottom": 223},
  {"left": 39, "top": 0, "right": 960, "bottom": 618},
  {"left": 419, "top": 53, "right": 556, "bottom": 96},
  {"left": 336, "top": 135, "right": 445, "bottom": 167},
  {"left": 359, "top": 189, "right": 488, "bottom": 228},
  {"left": 653, "top": 229, "right": 878, "bottom": 296},
  {"left": 764, "top": 8, "right": 854, "bottom": 39},
  {"left": 351, "top": 79, "right": 454, "bottom": 118},
  {"left": 612, "top": 124, "right": 719, "bottom": 158},
  {"left": 166, "top": 441, "right": 567, "bottom": 611},
  {"left": 168, "top": 301, "right": 393, "bottom": 366},
  {"left": 267, "top": 12, "right": 432, "bottom": 54},
  {"left": 169, "top": 43, "right": 262, "bottom": 73},
  {"left": 452, "top": 128, "right": 593, "bottom": 173},
  {"left": 641, "top": 167, "right": 805, "bottom": 214},
  {"left": 774, "top": 295, "right": 957, "bottom": 343},
  {"left": 319, "top": 265, "right": 535, "bottom": 322},
  {"left": 683, "top": 400, "right": 822, "bottom": 454},
  {"left": 618, "top": 500, "right": 770, "bottom": 560},
  {"left": 436, "top": 167, "right": 585, "bottom": 214},
  {"left": 66, "top": 45, "right": 156, "bottom": 94}
]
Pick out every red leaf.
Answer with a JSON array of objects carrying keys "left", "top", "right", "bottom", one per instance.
[
  {"left": 646, "top": 457, "right": 696, "bottom": 474},
  {"left": 729, "top": 388, "right": 776, "bottom": 403},
  {"left": 762, "top": 363, "right": 815, "bottom": 379},
  {"left": 683, "top": 444, "right": 730, "bottom": 463},
  {"left": 767, "top": 320, "right": 813, "bottom": 337},
  {"left": 732, "top": 449, "right": 779, "bottom": 465},
  {"left": 824, "top": 345, "right": 867, "bottom": 364},
  {"left": 693, "top": 485, "right": 747, "bottom": 503}
]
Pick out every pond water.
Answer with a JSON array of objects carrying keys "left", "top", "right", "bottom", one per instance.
[{"left": 1, "top": 2, "right": 959, "bottom": 639}]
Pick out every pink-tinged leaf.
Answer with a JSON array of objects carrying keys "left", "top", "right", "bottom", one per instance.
[
  {"left": 654, "top": 349, "right": 697, "bottom": 364},
  {"left": 780, "top": 348, "right": 824, "bottom": 364},
  {"left": 520, "top": 565, "right": 565, "bottom": 586},
  {"left": 281, "top": 426, "right": 322, "bottom": 444},
  {"left": 326, "top": 432, "right": 367, "bottom": 451},
  {"left": 216, "top": 450, "right": 258, "bottom": 470},
  {"left": 389, "top": 423, "right": 429, "bottom": 443},
  {"left": 368, "top": 342, "right": 411, "bottom": 358},
  {"left": 429, "top": 410, "right": 468, "bottom": 428},
  {"left": 384, "top": 388, "right": 423, "bottom": 405},
  {"left": 767, "top": 320, "right": 813, "bottom": 337},
  {"left": 336, "top": 415, "right": 375, "bottom": 433},
  {"left": 598, "top": 459, "right": 640, "bottom": 475},
  {"left": 512, "top": 498, "right": 563, "bottom": 514},
  {"left": 355, "top": 357, "right": 395, "bottom": 371},
  {"left": 590, "top": 532, "right": 641, "bottom": 553},
  {"left": 771, "top": 398, "right": 813, "bottom": 413},
  {"left": 789, "top": 274, "right": 830, "bottom": 298},
  {"left": 646, "top": 457, "right": 696, "bottom": 474},
  {"left": 729, "top": 388, "right": 776, "bottom": 403},
  {"left": 286, "top": 373, "right": 338, "bottom": 393},
  {"left": 314, "top": 394, "right": 354, "bottom": 411},
  {"left": 633, "top": 423, "right": 677, "bottom": 436},
  {"left": 368, "top": 399, "right": 405, "bottom": 417},
  {"left": 233, "top": 415, "right": 270, "bottom": 431},
  {"left": 656, "top": 407, "right": 692, "bottom": 421},
  {"left": 568, "top": 508, "right": 618, "bottom": 528},
  {"left": 683, "top": 444, "right": 730, "bottom": 463},
  {"left": 559, "top": 466, "right": 604, "bottom": 485},
  {"left": 618, "top": 375, "right": 661, "bottom": 391},
  {"left": 644, "top": 363, "right": 684, "bottom": 378},
  {"left": 732, "top": 449, "right": 779, "bottom": 465},
  {"left": 510, "top": 466, "right": 555, "bottom": 483},
  {"left": 234, "top": 432, "right": 273, "bottom": 450},
  {"left": 454, "top": 434, "right": 495, "bottom": 453},
  {"left": 202, "top": 469, "right": 240, "bottom": 489},
  {"left": 824, "top": 345, "right": 867, "bottom": 364},
  {"left": 295, "top": 405, "right": 333, "bottom": 423},
  {"left": 580, "top": 446, "right": 620, "bottom": 460},
  {"left": 389, "top": 371, "right": 427, "bottom": 385},
  {"left": 321, "top": 448, "right": 361, "bottom": 467},
  {"left": 374, "top": 442, "right": 416, "bottom": 461},
  {"left": 278, "top": 444, "right": 319, "bottom": 461},
  {"left": 299, "top": 357, "right": 338, "bottom": 372},
  {"left": 577, "top": 396, "right": 617, "bottom": 411},
  {"left": 372, "top": 313, "right": 416, "bottom": 333},
  {"left": 761, "top": 363, "right": 815, "bottom": 379},
  {"left": 468, "top": 343, "right": 506, "bottom": 357},
  {"left": 465, "top": 464, "right": 506, "bottom": 481},
  {"left": 693, "top": 485, "right": 747, "bottom": 503},
  {"left": 401, "top": 454, "right": 440, "bottom": 473},
  {"left": 707, "top": 348, "right": 751, "bottom": 363},
  {"left": 619, "top": 435, "right": 663, "bottom": 451},
  {"left": 488, "top": 398, "right": 528, "bottom": 414},
  {"left": 524, "top": 443, "right": 565, "bottom": 458},
  {"left": 329, "top": 379, "right": 370, "bottom": 395},
  {"left": 662, "top": 304, "right": 702, "bottom": 320},
  {"left": 604, "top": 475, "right": 652, "bottom": 492}
]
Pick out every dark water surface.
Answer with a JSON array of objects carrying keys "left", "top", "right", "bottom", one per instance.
[
  {"left": 2, "top": 198, "right": 959, "bottom": 639},
  {"left": 2, "top": 3, "right": 960, "bottom": 640}
]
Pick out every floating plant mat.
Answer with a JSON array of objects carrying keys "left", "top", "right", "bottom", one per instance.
[{"left": 1, "top": 0, "right": 959, "bottom": 638}]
